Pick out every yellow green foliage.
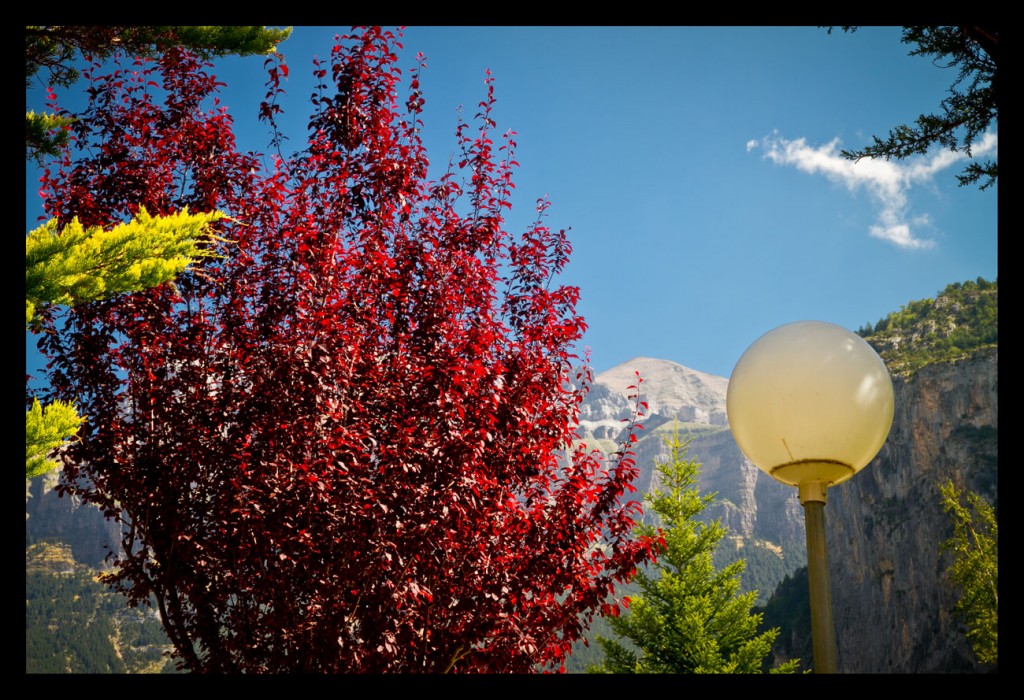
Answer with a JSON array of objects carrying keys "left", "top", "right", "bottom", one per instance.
[
  {"left": 26, "top": 25, "right": 263, "bottom": 480},
  {"left": 26, "top": 398, "right": 83, "bottom": 478},
  {"left": 940, "top": 481, "right": 998, "bottom": 667},
  {"left": 25, "top": 206, "right": 225, "bottom": 478},
  {"left": 25, "top": 110, "right": 76, "bottom": 163},
  {"left": 26, "top": 206, "right": 224, "bottom": 325}
]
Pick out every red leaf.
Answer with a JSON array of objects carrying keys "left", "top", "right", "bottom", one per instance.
[{"left": 37, "top": 26, "right": 654, "bottom": 674}]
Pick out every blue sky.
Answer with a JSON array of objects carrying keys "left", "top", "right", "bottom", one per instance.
[{"left": 26, "top": 26, "right": 998, "bottom": 383}]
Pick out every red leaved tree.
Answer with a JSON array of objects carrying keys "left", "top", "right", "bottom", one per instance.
[{"left": 37, "top": 27, "right": 655, "bottom": 673}]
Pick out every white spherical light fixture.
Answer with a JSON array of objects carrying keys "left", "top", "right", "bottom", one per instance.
[{"left": 727, "top": 320, "right": 894, "bottom": 499}]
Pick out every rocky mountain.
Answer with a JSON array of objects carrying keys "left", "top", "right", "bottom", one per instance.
[
  {"left": 578, "top": 357, "right": 729, "bottom": 440},
  {"left": 26, "top": 468, "right": 121, "bottom": 569},
  {"left": 577, "top": 357, "right": 807, "bottom": 603}
]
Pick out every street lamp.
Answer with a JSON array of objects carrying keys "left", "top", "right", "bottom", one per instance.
[{"left": 725, "top": 321, "right": 894, "bottom": 674}]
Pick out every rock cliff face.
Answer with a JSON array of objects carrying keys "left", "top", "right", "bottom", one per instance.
[
  {"left": 26, "top": 469, "right": 122, "bottom": 569},
  {"left": 825, "top": 347, "right": 997, "bottom": 673}
]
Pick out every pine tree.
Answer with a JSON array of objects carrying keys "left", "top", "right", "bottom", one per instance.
[
  {"left": 826, "top": 26, "right": 998, "bottom": 189},
  {"left": 590, "top": 433, "right": 800, "bottom": 673}
]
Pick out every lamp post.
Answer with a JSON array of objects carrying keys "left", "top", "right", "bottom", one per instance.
[{"left": 725, "top": 321, "right": 894, "bottom": 674}]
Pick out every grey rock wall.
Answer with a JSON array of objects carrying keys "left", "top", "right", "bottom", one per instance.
[
  {"left": 826, "top": 347, "right": 997, "bottom": 673},
  {"left": 26, "top": 469, "right": 122, "bottom": 569}
]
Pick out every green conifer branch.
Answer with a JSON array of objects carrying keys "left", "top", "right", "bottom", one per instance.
[
  {"left": 26, "top": 398, "right": 84, "bottom": 478},
  {"left": 26, "top": 206, "right": 225, "bottom": 325},
  {"left": 25, "top": 206, "right": 225, "bottom": 478}
]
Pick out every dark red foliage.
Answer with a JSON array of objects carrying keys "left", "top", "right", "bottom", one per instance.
[{"left": 38, "top": 27, "right": 655, "bottom": 673}]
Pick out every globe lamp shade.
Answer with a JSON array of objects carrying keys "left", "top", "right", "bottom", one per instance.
[{"left": 726, "top": 321, "right": 894, "bottom": 490}]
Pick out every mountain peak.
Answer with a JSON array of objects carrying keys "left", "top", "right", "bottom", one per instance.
[
  {"left": 589, "top": 357, "right": 729, "bottom": 427},
  {"left": 598, "top": 356, "right": 727, "bottom": 389}
]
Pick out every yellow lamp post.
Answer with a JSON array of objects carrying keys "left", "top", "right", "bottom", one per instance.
[{"left": 726, "top": 321, "right": 894, "bottom": 673}]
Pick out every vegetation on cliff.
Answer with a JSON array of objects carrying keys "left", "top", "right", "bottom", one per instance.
[
  {"left": 940, "top": 481, "right": 998, "bottom": 669},
  {"left": 755, "top": 566, "right": 812, "bottom": 671},
  {"left": 26, "top": 543, "right": 175, "bottom": 673},
  {"left": 857, "top": 278, "right": 997, "bottom": 376}
]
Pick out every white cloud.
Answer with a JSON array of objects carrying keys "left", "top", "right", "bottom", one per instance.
[{"left": 748, "top": 130, "right": 998, "bottom": 250}]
